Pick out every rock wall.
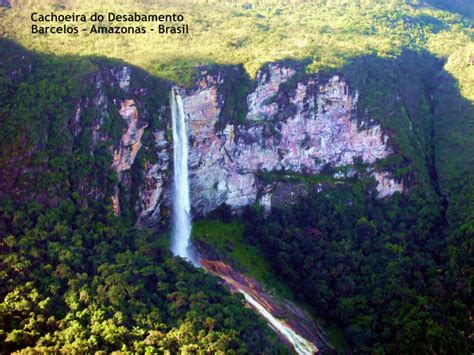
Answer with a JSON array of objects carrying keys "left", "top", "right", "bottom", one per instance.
[
  {"left": 0, "top": 41, "right": 407, "bottom": 226},
  {"left": 71, "top": 62, "right": 403, "bottom": 224},
  {"left": 111, "top": 99, "right": 148, "bottom": 214},
  {"left": 373, "top": 171, "right": 404, "bottom": 198},
  {"left": 136, "top": 130, "right": 170, "bottom": 225},
  {"left": 183, "top": 64, "right": 402, "bottom": 215},
  {"left": 66, "top": 63, "right": 171, "bottom": 224}
]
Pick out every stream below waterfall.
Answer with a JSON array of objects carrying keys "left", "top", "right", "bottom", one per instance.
[
  {"left": 201, "top": 259, "right": 331, "bottom": 354},
  {"left": 169, "top": 88, "right": 330, "bottom": 354}
]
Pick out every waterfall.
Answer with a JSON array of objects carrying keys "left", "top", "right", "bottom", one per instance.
[
  {"left": 170, "top": 87, "right": 194, "bottom": 263},
  {"left": 169, "top": 88, "right": 322, "bottom": 353}
]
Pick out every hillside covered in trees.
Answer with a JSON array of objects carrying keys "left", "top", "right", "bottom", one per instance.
[{"left": 0, "top": 0, "right": 473, "bottom": 353}]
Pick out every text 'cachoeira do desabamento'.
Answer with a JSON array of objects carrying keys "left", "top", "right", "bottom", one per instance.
[{"left": 30, "top": 12, "right": 189, "bottom": 35}]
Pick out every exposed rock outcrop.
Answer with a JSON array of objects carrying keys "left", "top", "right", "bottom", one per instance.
[
  {"left": 111, "top": 99, "right": 148, "bottom": 214},
  {"left": 62, "top": 61, "right": 405, "bottom": 224},
  {"left": 183, "top": 64, "right": 401, "bottom": 215},
  {"left": 112, "top": 99, "right": 146, "bottom": 174},
  {"left": 62, "top": 63, "right": 171, "bottom": 219},
  {"left": 373, "top": 171, "right": 404, "bottom": 198},
  {"left": 137, "top": 130, "right": 171, "bottom": 226},
  {"left": 247, "top": 64, "right": 296, "bottom": 121}
]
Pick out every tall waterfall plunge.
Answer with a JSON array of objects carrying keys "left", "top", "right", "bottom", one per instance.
[
  {"left": 170, "top": 88, "right": 195, "bottom": 264},
  {"left": 169, "top": 88, "right": 325, "bottom": 353}
]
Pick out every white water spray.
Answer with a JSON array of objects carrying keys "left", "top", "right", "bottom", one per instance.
[{"left": 170, "top": 88, "right": 194, "bottom": 263}]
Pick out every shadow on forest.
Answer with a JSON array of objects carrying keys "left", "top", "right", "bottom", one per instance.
[{"left": 1, "top": 37, "right": 473, "bottom": 207}]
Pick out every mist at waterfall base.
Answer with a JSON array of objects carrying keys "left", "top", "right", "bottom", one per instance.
[{"left": 170, "top": 88, "right": 197, "bottom": 265}]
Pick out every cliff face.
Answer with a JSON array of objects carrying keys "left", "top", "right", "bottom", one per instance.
[
  {"left": 0, "top": 41, "right": 404, "bottom": 227},
  {"left": 63, "top": 63, "right": 171, "bottom": 224},
  {"left": 99, "top": 62, "right": 403, "bottom": 224},
  {"left": 183, "top": 64, "right": 402, "bottom": 216},
  {"left": 76, "top": 64, "right": 171, "bottom": 226}
]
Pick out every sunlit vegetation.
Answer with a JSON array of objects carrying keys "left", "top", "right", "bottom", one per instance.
[
  {"left": 0, "top": 201, "right": 285, "bottom": 353},
  {"left": 0, "top": 0, "right": 473, "bottom": 353},
  {"left": 192, "top": 218, "right": 293, "bottom": 299},
  {"left": 0, "top": 40, "right": 285, "bottom": 353},
  {"left": 3, "top": 0, "right": 471, "bottom": 191},
  {"left": 1, "top": 0, "right": 472, "bottom": 86}
]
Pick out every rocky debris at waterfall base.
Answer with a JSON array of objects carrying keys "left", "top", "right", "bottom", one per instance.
[{"left": 200, "top": 259, "right": 334, "bottom": 354}]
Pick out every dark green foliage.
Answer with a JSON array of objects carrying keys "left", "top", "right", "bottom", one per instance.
[
  {"left": 338, "top": 51, "right": 442, "bottom": 186},
  {"left": 215, "top": 65, "right": 253, "bottom": 131},
  {"left": 243, "top": 178, "right": 473, "bottom": 353},
  {"left": 444, "top": 176, "right": 474, "bottom": 306},
  {"left": 1, "top": 1, "right": 473, "bottom": 351},
  {"left": 0, "top": 201, "right": 284, "bottom": 353},
  {"left": 433, "top": 68, "right": 474, "bottom": 193},
  {"left": 0, "top": 41, "right": 95, "bottom": 203},
  {"left": 0, "top": 39, "right": 172, "bottom": 219},
  {"left": 423, "top": 0, "right": 474, "bottom": 18}
]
